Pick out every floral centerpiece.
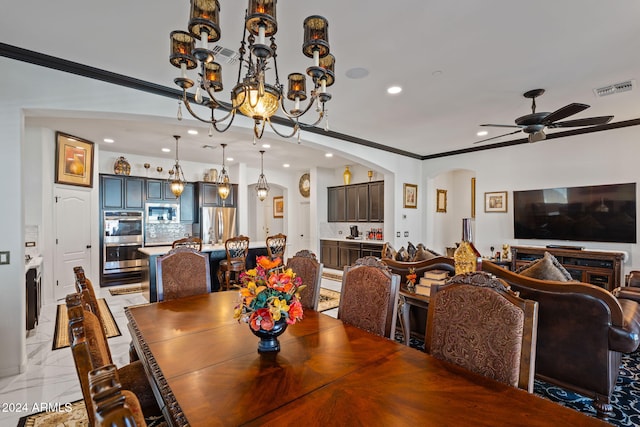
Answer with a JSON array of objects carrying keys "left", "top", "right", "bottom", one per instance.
[{"left": 234, "top": 256, "right": 305, "bottom": 352}]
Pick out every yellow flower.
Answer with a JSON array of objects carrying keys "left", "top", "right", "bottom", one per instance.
[{"left": 270, "top": 298, "right": 290, "bottom": 321}]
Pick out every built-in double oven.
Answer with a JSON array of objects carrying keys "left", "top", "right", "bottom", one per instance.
[{"left": 103, "top": 211, "right": 144, "bottom": 275}]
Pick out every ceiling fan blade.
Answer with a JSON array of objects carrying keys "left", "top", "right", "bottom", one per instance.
[
  {"left": 480, "top": 124, "right": 522, "bottom": 129},
  {"left": 473, "top": 129, "right": 522, "bottom": 144},
  {"left": 542, "top": 103, "right": 590, "bottom": 124},
  {"left": 547, "top": 115, "right": 614, "bottom": 128}
]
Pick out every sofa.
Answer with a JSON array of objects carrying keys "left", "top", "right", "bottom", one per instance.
[{"left": 482, "top": 260, "right": 640, "bottom": 419}]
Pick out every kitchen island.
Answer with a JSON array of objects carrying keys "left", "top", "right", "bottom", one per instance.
[{"left": 138, "top": 242, "right": 268, "bottom": 302}]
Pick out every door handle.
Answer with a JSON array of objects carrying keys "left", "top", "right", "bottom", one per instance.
[{"left": 86, "top": 245, "right": 92, "bottom": 249}]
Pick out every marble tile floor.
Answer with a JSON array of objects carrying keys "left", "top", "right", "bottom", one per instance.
[{"left": 0, "top": 271, "right": 343, "bottom": 426}]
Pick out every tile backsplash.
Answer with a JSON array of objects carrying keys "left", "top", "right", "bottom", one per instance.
[
  {"left": 320, "top": 222, "right": 385, "bottom": 240},
  {"left": 145, "top": 223, "right": 193, "bottom": 245}
]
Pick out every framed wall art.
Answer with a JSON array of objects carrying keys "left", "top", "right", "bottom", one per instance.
[
  {"left": 471, "top": 177, "right": 476, "bottom": 218},
  {"left": 55, "top": 131, "right": 94, "bottom": 188},
  {"left": 484, "top": 191, "right": 508, "bottom": 213},
  {"left": 403, "top": 183, "right": 418, "bottom": 208},
  {"left": 273, "top": 196, "right": 284, "bottom": 218},
  {"left": 436, "top": 189, "right": 447, "bottom": 213}
]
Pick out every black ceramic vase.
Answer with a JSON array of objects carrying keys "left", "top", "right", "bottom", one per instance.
[{"left": 250, "top": 319, "right": 288, "bottom": 353}]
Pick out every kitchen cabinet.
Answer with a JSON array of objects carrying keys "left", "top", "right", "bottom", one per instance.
[
  {"left": 199, "top": 182, "right": 237, "bottom": 207},
  {"left": 26, "top": 266, "right": 41, "bottom": 330},
  {"left": 320, "top": 240, "right": 339, "bottom": 269},
  {"left": 320, "top": 240, "right": 385, "bottom": 269},
  {"left": 339, "top": 241, "right": 362, "bottom": 267},
  {"left": 328, "top": 181, "right": 384, "bottom": 222},
  {"left": 179, "top": 183, "right": 195, "bottom": 223},
  {"left": 146, "top": 179, "right": 178, "bottom": 201},
  {"left": 100, "top": 175, "right": 145, "bottom": 210}
]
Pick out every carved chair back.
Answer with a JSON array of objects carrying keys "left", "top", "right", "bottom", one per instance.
[
  {"left": 172, "top": 236, "right": 203, "bottom": 251},
  {"left": 286, "top": 250, "right": 323, "bottom": 310},
  {"left": 266, "top": 233, "right": 287, "bottom": 260},
  {"left": 156, "top": 246, "right": 211, "bottom": 301}
]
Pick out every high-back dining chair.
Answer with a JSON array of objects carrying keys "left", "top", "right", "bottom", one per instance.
[
  {"left": 338, "top": 256, "right": 401, "bottom": 339},
  {"left": 172, "top": 236, "right": 203, "bottom": 251},
  {"left": 89, "top": 364, "right": 147, "bottom": 427},
  {"left": 156, "top": 246, "right": 211, "bottom": 301},
  {"left": 266, "top": 233, "right": 287, "bottom": 260},
  {"left": 66, "top": 294, "right": 160, "bottom": 425},
  {"left": 425, "top": 271, "right": 539, "bottom": 392},
  {"left": 218, "top": 235, "right": 250, "bottom": 290},
  {"left": 286, "top": 250, "right": 323, "bottom": 310}
]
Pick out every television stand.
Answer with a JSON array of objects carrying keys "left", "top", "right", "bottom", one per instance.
[
  {"left": 545, "top": 244, "right": 585, "bottom": 250},
  {"left": 511, "top": 245, "right": 624, "bottom": 291}
]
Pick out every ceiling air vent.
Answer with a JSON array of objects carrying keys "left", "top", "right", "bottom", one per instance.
[
  {"left": 211, "top": 45, "right": 240, "bottom": 65},
  {"left": 593, "top": 80, "right": 635, "bottom": 97}
]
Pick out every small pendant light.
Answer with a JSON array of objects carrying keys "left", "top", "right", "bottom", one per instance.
[
  {"left": 256, "top": 150, "right": 270, "bottom": 201},
  {"left": 217, "top": 143, "right": 230, "bottom": 200},
  {"left": 169, "top": 135, "right": 186, "bottom": 197}
]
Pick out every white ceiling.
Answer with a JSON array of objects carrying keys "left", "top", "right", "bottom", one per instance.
[{"left": 3, "top": 0, "right": 640, "bottom": 169}]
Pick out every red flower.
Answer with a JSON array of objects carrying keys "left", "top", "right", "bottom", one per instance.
[
  {"left": 287, "top": 299, "right": 303, "bottom": 324},
  {"left": 249, "top": 308, "right": 275, "bottom": 331}
]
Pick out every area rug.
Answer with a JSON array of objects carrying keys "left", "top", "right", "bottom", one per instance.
[
  {"left": 109, "top": 285, "right": 143, "bottom": 296},
  {"left": 317, "top": 288, "right": 340, "bottom": 312},
  {"left": 52, "top": 298, "right": 121, "bottom": 350},
  {"left": 16, "top": 399, "right": 166, "bottom": 427},
  {"left": 396, "top": 331, "right": 640, "bottom": 426}
]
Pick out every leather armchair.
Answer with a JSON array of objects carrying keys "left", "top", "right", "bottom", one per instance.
[{"left": 483, "top": 261, "right": 640, "bottom": 420}]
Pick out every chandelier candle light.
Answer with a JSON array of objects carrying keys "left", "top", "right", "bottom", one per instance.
[
  {"left": 169, "top": 135, "right": 187, "bottom": 197},
  {"left": 256, "top": 150, "right": 270, "bottom": 201},
  {"left": 170, "top": 0, "right": 336, "bottom": 142},
  {"left": 218, "top": 143, "right": 231, "bottom": 200}
]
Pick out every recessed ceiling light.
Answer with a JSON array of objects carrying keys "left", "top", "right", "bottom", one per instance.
[
  {"left": 227, "top": 157, "right": 234, "bottom": 162},
  {"left": 325, "top": 153, "right": 333, "bottom": 158},
  {"left": 477, "top": 130, "right": 488, "bottom": 137},
  {"left": 187, "top": 129, "right": 198, "bottom": 135},
  {"left": 345, "top": 67, "right": 369, "bottom": 79},
  {"left": 387, "top": 86, "right": 402, "bottom": 95},
  {"left": 283, "top": 163, "right": 290, "bottom": 168},
  {"left": 262, "top": 143, "right": 271, "bottom": 148},
  {"left": 162, "top": 148, "right": 171, "bottom": 153},
  {"left": 103, "top": 138, "right": 114, "bottom": 143}
]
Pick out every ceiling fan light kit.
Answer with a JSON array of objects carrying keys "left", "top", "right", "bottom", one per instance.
[
  {"left": 476, "top": 88, "right": 614, "bottom": 145},
  {"left": 169, "top": 0, "right": 336, "bottom": 142}
]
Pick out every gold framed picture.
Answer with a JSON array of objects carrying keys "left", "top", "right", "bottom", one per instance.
[
  {"left": 273, "top": 196, "right": 284, "bottom": 218},
  {"left": 403, "top": 183, "right": 418, "bottom": 208},
  {"left": 436, "top": 189, "right": 447, "bottom": 213},
  {"left": 484, "top": 191, "right": 508, "bottom": 213},
  {"left": 55, "top": 131, "right": 94, "bottom": 188},
  {"left": 471, "top": 177, "right": 476, "bottom": 218}
]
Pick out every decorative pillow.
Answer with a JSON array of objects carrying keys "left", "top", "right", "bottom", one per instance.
[
  {"left": 407, "top": 242, "right": 417, "bottom": 261},
  {"left": 414, "top": 244, "right": 437, "bottom": 261},
  {"left": 516, "top": 252, "right": 573, "bottom": 282},
  {"left": 382, "top": 242, "right": 396, "bottom": 260},
  {"left": 396, "top": 247, "right": 409, "bottom": 262}
]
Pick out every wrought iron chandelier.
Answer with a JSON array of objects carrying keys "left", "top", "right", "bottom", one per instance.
[
  {"left": 255, "top": 150, "right": 269, "bottom": 201},
  {"left": 168, "top": 135, "right": 186, "bottom": 197},
  {"left": 170, "top": 0, "right": 335, "bottom": 142},
  {"left": 218, "top": 143, "right": 231, "bottom": 200}
]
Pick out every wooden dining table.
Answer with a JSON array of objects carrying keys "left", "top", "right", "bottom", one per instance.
[{"left": 125, "top": 291, "right": 606, "bottom": 427}]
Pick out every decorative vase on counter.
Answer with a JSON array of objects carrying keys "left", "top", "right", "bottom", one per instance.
[
  {"left": 454, "top": 218, "right": 481, "bottom": 274},
  {"left": 113, "top": 156, "right": 131, "bottom": 175},
  {"left": 343, "top": 166, "right": 352, "bottom": 185},
  {"left": 250, "top": 319, "right": 288, "bottom": 353}
]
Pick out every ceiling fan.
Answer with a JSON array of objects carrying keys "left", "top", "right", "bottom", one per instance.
[{"left": 475, "top": 89, "right": 613, "bottom": 144}]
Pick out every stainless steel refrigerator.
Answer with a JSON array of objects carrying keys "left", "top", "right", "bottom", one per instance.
[{"left": 200, "top": 207, "right": 237, "bottom": 244}]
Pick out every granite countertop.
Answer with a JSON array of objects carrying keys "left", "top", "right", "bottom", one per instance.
[
  {"left": 320, "top": 237, "right": 385, "bottom": 244},
  {"left": 24, "top": 256, "right": 43, "bottom": 273},
  {"left": 139, "top": 242, "right": 267, "bottom": 256}
]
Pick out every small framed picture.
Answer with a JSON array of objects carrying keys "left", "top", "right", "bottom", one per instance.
[
  {"left": 55, "top": 131, "right": 95, "bottom": 188},
  {"left": 403, "top": 183, "right": 418, "bottom": 208},
  {"left": 471, "top": 177, "right": 476, "bottom": 218},
  {"left": 273, "top": 196, "right": 284, "bottom": 218},
  {"left": 484, "top": 191, "right": 508, "bottom": 213},
  {"left": 436, "top": 189, "right": 447, "bottom": 213}
]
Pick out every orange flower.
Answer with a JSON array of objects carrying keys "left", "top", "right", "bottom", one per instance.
[
  {"left": 250, "top": 308, "right": 274, "bottom": 331},
  {"left": 257, "top": 256, "right": 281, "bottom": 271},
  {"left": 287, "top": 299, "right": 303, "bottom": 324}
]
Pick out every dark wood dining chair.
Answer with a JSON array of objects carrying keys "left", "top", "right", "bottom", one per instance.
[
  {"left": 286, "top": 250, "right": 323, "bottom": 310},
  {"left": 266, "top": 233, "right": 287, "bottom": 260},
  {"left": 425, "top": 271, "right": 539, "bottom": 392},
  {"left": 171, "top": 236, "right": 203, "bottom": 251},
  {"left": 66, "top": 294, "right": 161, "bottom": 426},
  {"left": 89, "top": 364, "right": 147, "bottom": 427},
  {"left": 338, "top": 256, "right": 401, "bottom": 339},
  {"left": 156, "top": 246, "right": 211, "bottom": 301},
  {"left": 218, "top": 235, "right": 250, "bottom": 290}
]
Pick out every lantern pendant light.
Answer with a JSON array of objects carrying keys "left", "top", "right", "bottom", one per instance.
[
  {"left": 169, "top": 135, "right": 186, "bottom": 197},
  {"left": 218, "top": 143, "right": 231, "bottom": 200},
  {"left": 255, "top": 150, "right": 270, "bottom": 201}
]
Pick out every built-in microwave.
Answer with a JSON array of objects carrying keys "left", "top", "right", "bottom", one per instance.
[{"left": 145, "top": 203, "right": 180, "bottom": 224}]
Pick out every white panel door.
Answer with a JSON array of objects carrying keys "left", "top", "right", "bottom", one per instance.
[
  {"left": 54, "top": 188, "right": 92, "bottom": 301},
  {"left": 297, "top": 202, "right": 311, "bottom": 254}
]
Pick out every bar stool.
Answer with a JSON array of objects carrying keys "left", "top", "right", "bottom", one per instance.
[
  {"left": 218, "top": 235, "right": 250, "bottom": 290},
  {"left": 266, "top": 233, "right": 287, "bottom": 260}
]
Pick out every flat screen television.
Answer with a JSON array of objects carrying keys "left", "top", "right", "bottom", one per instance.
[{"left": 513, "top": 183, "right": 637, "bottom": 243}]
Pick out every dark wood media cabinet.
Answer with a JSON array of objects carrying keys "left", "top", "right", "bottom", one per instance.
[{"left": 510, "top": 245, "right": 625, "bottom": 291}]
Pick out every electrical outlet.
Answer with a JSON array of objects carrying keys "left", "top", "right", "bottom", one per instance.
[
  {"left": 0, "top": 251, "right": 10, "bottom": 265},
  {"left": 396, "top": 232, "right": 401, "bottom": 238},
  {"left": 404, "top": 231, "right": 409, "bottom": 237}
]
